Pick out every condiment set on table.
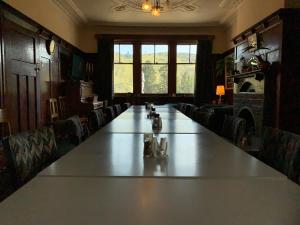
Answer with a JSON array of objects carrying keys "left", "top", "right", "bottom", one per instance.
[
  {"left": 143, "top": 133, "right": 168, "bottom": 159},
  {"left": 145, "top": 102, "right": 162, "bottom": 131},
  {"left": 144, "top": 102, "right": 167, "bottom": 159}
]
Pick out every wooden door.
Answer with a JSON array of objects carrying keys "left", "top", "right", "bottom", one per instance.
[{"left": 3, "top": 20, "right": 40, "bottom": 133}]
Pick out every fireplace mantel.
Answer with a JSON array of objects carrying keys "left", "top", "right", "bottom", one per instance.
[{"left": 229, "top": 70, "right": 264, "bottom": 83}]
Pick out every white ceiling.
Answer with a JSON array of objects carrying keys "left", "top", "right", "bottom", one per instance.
[{"left": 54, "top": 0, "right": 244, "bottom": 26}]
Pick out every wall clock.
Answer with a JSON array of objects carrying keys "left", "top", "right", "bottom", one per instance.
[{"left": 46, "top": 39, "right": 56, "bottom": 55}]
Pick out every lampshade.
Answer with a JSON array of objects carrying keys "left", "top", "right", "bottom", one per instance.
[{"left": 216, "top": 85, "right": 225, "bottom": 96}]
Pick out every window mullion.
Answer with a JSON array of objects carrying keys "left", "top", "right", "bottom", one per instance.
[
  {"left": 133, "top": 42, "right": 141, "bottom": 95},
  {"left": 169, "top": 42, "right": 176, "bottom": 95}
]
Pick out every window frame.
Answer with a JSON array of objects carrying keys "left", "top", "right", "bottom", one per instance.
[
  {"left": 141, "top": 43, "right": 169, "bottom": 95},
  {"left": 113, "top": 43, "right": 134, "bottom": 94},
  {"left": 111, "top": 37, "right": 201, "bottom": 97},
  {"left": 175, "top": 43, "right": 197, "bottom": 95}
]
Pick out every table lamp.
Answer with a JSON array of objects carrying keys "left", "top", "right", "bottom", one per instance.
[{"left": 216, "top": 85, "right": 225, "bottom": 104}]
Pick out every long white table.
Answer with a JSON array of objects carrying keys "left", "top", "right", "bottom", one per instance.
[
  {"left": 40, "top": 132, "right": 283, "bottom": 178},
  {"left": 1, "top": 104, "right": 299, "bottom": 225},
  {"left": 0, "top": 177, "right": 299, "bottom": 225}
]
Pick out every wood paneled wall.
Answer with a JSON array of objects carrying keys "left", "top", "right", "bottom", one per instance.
[{"left": 0, "top": 3, "right": 83, "bottom": 135}]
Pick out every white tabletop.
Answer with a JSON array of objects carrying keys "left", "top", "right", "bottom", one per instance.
[
  {"left": 40, "top": 133, "right": 284, "bottom": 178},
  {"left": 0, "top": 177, "right": 299, "bottom": 225},
  {"left": 117, "top": 111, "right": 190, "bottom": 120},
  {"left": 100, "top": 118, "right": 207, "bottom": 133},
  {"left": 2, "top": 105, "right": 299, "bottom": 224},
  {"left": 127, "top": 105, "right": 178, "bottom": 113}
]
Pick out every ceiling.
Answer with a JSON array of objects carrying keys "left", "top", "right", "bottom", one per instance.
[{"left": 54, "top": 0, "right": 244, "bottom": 26}]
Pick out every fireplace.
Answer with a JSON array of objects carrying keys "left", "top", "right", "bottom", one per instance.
[{"left": 233, "top": 75, "right": 265, "bottom": 148}]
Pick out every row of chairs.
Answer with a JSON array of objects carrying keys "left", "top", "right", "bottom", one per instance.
[
  {"left": 0, "top": 102, "right": 131, "bottom": 201},
  {"left": 176, "top": 103, "right": 300, "bottom": 185},
  {"left": 88, "top": 103, "right": 131, "bottom": 133},
  {"left": 176, "top": 103, "right": 245, "bottom": 146}
]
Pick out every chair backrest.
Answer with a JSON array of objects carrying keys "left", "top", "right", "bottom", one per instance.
[
  {"left": 180, "top": 103, "right": 187, "bottom": 114},
  {"left": 122, "top": 102, "right": 131, "bottom": 111},
  {"left": 259, "top": 127, "right": 300, "bottom": 179},
  {"left": 191, "top": 107, "right": 199, "bottom": 121},
  {"left": 194, "top": 111, "right": 215, "bottom": 130},
  {"left": 58, "top": 96, "right": 67, "bottom": 119},
  {"left": 113, "top": 104, "right": 122, "bottom": 116},
  {"left": 221, "top": 115, "right": 246, "bottom": 146},
  {"left": 3, "top": 127, "right": 57, "bottom": 186},
  {"left": 0, "top": 108, "right": 11, "bottom": 137},
  {"left": 88, "top": 109, "right": 106, "bottom": 133},
  {"left": 49, "top": 98, "right": 59, "bottom": 123},
  {"left": 288, "top": 141, "right": 300, "bottom": 185},
  {"left": 104, "top": 106, "right": 115, "bottom": 122},
  {"left": 66, "top": 115, "right": 85, "bottom": 145},
  {"left": 185, "top": 104, "right": 196, "bottom": 118}
]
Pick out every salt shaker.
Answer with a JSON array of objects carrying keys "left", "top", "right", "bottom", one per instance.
[
  {"left": 143, "top": 133, "right": 153, "bottom": 158},
  {"left": 152, "top": 114, "right": 162, "bottom": 130},
  {"left": 152, "top": 137, "right": 159, "bottom": 158},
  {"left": 159, "top": 138, "right": 168, "bottom": 158}
]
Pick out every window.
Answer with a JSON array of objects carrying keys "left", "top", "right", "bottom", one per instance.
[
  {"left": 141, "top": 44, "right": 168, "bottom": 94},
  {"left": 176, "top": 44, "right": 197, "bottom": 94},
  {"left": 113, "top": 44, "right": 133, "bottom": 93}
]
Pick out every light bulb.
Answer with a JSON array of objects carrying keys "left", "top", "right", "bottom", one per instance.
[
  {"left": 142, "top": 0, "right": 152, "bottom": 11},
  {"left": 151, "top": 7, "right": 161, "bottom": 16}
]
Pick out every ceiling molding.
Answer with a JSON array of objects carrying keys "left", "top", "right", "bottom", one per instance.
[
  {"left": 87, "top": 21, "right": 222, "bottom": 27},
  {"left": 52, "top": 0, "right": 87, "bottom": 24}
]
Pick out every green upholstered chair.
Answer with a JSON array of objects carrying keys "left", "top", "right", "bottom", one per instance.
[
  {"left": 259, "top": 127, "right": 300, "bottom": 185},
  {"left": 113, "top": 104, "right": 122, "bottom": 116},
  {"left": 221, "top": 115, "right": 246, "bottom": 146},
  {"left": 88, "top": 109, "right": 106, "bottom": 133},
  {"left": 3, "top": 127, "right": 57, "bottom": 187},
  {"left": 122, "top": 102, "right": 131, "bottom": 111}
]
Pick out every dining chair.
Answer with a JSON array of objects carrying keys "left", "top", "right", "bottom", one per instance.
[
  {"left": 104, "top": 106, "right": 115, "bottom": 122},
  {"left": 88, "top": 109, "right": 106, "bottom": 133},
  {"left": 221, "top": 115, "right": 246, "bottom": 146},
  {"left": 0, "top": 109, "right": 11, "bottom": 137},
  {"left": 49, "top": 98, "right": 59, "bottom": 123},
  {"left": 3, "top": 127, "right": 58, "bottom": 187},
  {"left": 113, "top": 104, "right": 122, "bottom": 116},
  {"left": 122, "top": 102, "right": 131, "bottom": 111}
]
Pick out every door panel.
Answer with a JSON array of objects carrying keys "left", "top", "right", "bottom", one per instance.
[{"left": 4, "top": 20, "right": 39, "bottom": 133}]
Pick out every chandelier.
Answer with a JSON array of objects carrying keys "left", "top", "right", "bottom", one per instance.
[
  {"left": 112, "top": 0, "right": 198, "bottom": 17},
  {"left": 142, "top": 0, "right": 165, "bottom": 17}
]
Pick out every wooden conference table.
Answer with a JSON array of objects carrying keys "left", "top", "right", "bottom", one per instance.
[{"left": 1, "top": 105, "right": 300, "bottom": 225}]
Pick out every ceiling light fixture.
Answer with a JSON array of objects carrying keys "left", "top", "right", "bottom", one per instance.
[
  {"left": 112, "top": 0, "right": 199, "bottom": 16},
  {"left": 142, "top": 0, "right": 152, "bottom": 11},
  {"left": 151, "top": 0, "right": 161, "bottom": 16}
]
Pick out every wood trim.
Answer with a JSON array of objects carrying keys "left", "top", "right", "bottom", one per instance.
[
  {"left": 169, "top": 41, "right": 176, "bottom": 95},
  {"left": 232, "top": 9, "right": 283, "bottom": 44},
  {"left": 0, "top": 8, "right": 4, "bottom": 107},
  {"left": 95, "top": 34, "right": 215, "bottom": 41},
  {"left": 133, "top": 41, "right": 141, "bottom": 95}
]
